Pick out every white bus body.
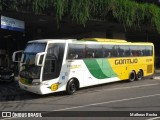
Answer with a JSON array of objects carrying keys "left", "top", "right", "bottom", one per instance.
[{"left": 12, "top": 38, "right": 154, "bottom": 95}]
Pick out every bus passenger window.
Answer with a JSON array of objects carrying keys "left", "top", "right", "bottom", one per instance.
[
  {"left": 107, "top": 52, "right": 111, "bottom": 57},
  {"left": 145, "top": 46, "right": 153, "bottom": 56},
  {"left": 86, "top": 52, "right": 94, "bottom": 58},
  {"left": 118, "top": 45, "right": 126, "bottom": 57},
  {"left": 124, "top": 46, "right": 130, "bottom": 57},
  {"left": 103, "top": 51, "right": 111, "bottom": 58},
  {"left": 139, "top": 51, "right": 143, "bottom": 56},
  {"left": 132, "top": 51, "right": 137, "bottom": 56},
  {"left": 86, "top": 44, "right": 103, "bottom": 59},
  {"left": 139, "top": 46, "right": 146, "bottom": 56},
  {"left": 130, "top": 51, "right": 133, "bottom": 56},
  {"left": 69, "top": 53, "right": 78, "bottom": 59},
  {"left": 67, "top": 44, "right": 85, "bottom": 59},
  {"left": 117, "top": 52, "right": 119, "bottom": 57},
  {"left": 103, "top": 45, "right": 114, "bottom": 58}
]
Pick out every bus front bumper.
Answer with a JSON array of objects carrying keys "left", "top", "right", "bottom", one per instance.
[{"left": 19, "top": 81, "right": 43, "bottom": 95}]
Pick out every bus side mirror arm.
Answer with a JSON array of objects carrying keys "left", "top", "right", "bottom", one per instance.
[
  {"left": 35, "top": 52, "right": 46, "bottom": 67},
  {"left": 12, "top": 50, "right": 23, "bottom": 62}
]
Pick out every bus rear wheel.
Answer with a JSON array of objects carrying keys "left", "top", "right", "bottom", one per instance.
[
  {"left": 66, "top": 79, "right": 77, "bottom": 95},
  {"left": 129, "top": 71, "right": 136, "bottom": 82},
  {"left": 136, "top": 70, "right": 143, "bottom": 80}
]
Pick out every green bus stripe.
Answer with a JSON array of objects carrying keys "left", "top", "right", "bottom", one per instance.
[
  {"left": 84, "top": 59, "right": 108, "bottom": 79},
  {"left": 96, "top": 59, "right": 118, "bottom": 78}
]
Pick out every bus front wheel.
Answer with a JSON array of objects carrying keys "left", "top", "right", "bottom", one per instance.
[
  {"left": 129, "top": 71, "right": 136, "bottom": 82},
  {"left": 66, "top": 79, "right": 77, "bottom": 95}
]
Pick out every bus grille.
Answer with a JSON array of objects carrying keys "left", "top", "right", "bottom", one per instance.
[{"left": 147, "top": 65, "right": 152, "bottom": 73}]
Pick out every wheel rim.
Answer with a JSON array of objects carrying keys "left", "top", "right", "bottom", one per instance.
[
  {"left": 130, "top": 72, "right": 135, "bottom": 81},
  {"left": 137, "top": 71, "right": 142, "bottom": 79},
  {"left": 70, "top": 82, "right": 76, "bottom": 92}
]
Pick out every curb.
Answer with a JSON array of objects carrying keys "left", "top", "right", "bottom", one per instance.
[{"left": 153, "top": 76, "right": 160, "bottom": 79}]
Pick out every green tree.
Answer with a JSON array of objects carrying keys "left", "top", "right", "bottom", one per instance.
[{"left": 1, "top": 0, "right": 160, "bottom": 32}]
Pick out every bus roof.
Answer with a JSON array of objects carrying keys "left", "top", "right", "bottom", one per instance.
[
  {"left": 28, "top": 39, "right": 75, "bottom": 43},
  {"left": 81, "top": 38, "right": 127, "bottom": 43},
  {"left": 27, "top": 38, "right": 153, "bottom": 46},
  {"left": 28, "top": 38, "right": 128, "bottom": 43}
]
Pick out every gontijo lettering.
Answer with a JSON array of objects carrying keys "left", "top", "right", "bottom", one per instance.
[{"left": 115, "top": 58, "right": 138, "bottom": 65}]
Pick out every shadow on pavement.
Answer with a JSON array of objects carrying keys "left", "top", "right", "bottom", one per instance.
[{"left": 0, "top": 81, "right": 67, "bottom": 102}]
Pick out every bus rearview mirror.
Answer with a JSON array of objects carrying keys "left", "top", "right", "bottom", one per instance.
[
  {"left": 12, "top": 50, "right": 23, "bottom": 62},
  {"left": 35, "top": 52, "right": 46, "bottom": 66}
]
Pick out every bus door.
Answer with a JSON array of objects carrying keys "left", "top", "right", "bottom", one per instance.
[{"left": 42, "top": 43, "right": 65, "bottom": 81}]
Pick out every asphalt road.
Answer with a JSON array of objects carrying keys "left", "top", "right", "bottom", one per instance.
[{"left": 0, "top": 73, "right": 160, "bottom": 120}]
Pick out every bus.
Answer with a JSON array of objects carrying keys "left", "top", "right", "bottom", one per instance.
[{"left": 12, "top": 38, "right": 154, "bottom": 95}]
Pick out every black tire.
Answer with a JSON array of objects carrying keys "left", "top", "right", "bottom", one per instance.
[
  {"left": 136, "top": 70, "right": 143, "bottom": 80},
  {"left": 129, "top": 71, "right": 136, "bottom": 82},
  {"left": 66, "top": 79, "right": 77, "bottom": 95}
]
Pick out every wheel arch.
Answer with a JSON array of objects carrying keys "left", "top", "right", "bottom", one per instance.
[{"left": 138, "top": 69, "right": 144, "bottom": 76}]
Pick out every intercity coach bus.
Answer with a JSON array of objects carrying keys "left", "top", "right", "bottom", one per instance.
[{"left": 12, "top": 38, "right": 154, "bottom": 95}]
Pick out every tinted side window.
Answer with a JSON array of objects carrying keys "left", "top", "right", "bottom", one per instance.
[
  {"left": 124, "top": 45, "right": 131, "bottom": 57},
  {"left": 113, "top": 46, "right": 118, "bottom": 57},
  {"left": 117, "top": 45, "right": 125, "bottom": 57},
  {"left": 103, "top": 45, "right": 113, "bottom": 58},
  {"left": 138, "top": 45, "right": 145, "bottom": 56},
  {"left": 86, "top": 44, "right": 103, "bottom": 58},
  {"left": 67, "top": 44, "right": 85, "bottom": 59},
  {"left": 145, "top": 46, "right": 153, "bottom": 56},
  {"left": 95, "top": 45, "right": 103, "bottom": 58},
  {"left": 130, "top": 46, "right": 139, "bottom": 56}
]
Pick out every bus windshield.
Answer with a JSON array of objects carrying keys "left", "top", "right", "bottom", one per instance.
[{"left": 20, "top": 43, "right": 46, "bottom": 79}]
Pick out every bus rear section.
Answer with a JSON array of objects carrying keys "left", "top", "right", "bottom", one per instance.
[{"left": 65, "top": 40, "right": 154, "bottom": 93}]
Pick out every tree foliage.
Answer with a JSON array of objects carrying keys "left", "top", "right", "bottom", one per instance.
[{"left": 1, "top": 0, "right": 160, "bottom": 32}]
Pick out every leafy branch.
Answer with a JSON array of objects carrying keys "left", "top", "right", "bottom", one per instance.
[{"left": 1, "top": 0, "right": 160, "bottom": 32}]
